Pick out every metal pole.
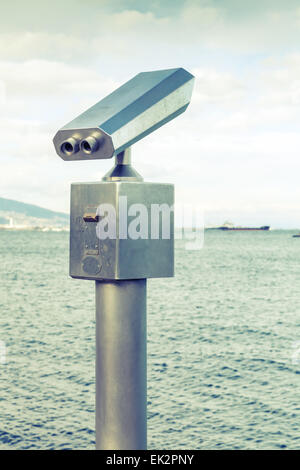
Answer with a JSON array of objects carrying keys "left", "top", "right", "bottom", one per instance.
[{"left": 95, "top": 279, "right": 147, "bottom": 450}]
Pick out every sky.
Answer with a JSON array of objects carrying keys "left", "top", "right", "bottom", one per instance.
[{"left": 1, "top": 0, "right": 300, "bottom": 227}]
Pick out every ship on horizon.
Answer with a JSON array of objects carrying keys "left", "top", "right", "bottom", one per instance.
[{"left": 207, "top": 221, "right": 270, "bottom": 231}]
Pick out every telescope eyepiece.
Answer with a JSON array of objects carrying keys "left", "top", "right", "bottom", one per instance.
[
  {"left": 81, "top": 136, "right": 99, "bottom": 155},
  {"left": 60, "top": 137, "right": 79, "bottom": 156}
]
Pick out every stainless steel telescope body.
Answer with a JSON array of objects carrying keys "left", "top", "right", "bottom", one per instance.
[
  {"left": 53, "top": 68, "right": 194, "bottom": 161},
  {"left": 53, "top": 68, "right": 194, "bottom": 450}
]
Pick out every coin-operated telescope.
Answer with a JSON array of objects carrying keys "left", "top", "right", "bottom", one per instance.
[{"left": 53, "top": 68, "right": 194, "bottom": 450}]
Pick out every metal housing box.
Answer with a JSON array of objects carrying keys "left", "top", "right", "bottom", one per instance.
[{"left": 70, "top": 181, "right": 174, "bottom": 280}]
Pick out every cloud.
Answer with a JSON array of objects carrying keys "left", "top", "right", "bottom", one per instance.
[
  {"left": 0, "top": 79, "right": 6, "bottom": 106},
  {"left": 1, "top": 57, "right": 300, "bottom": 224},
  {"left": 1, "top": 1, "right": 300, "bottom": 226},
  {"left": 260, "top": 53, "right": 300, "bottom": 106},
  {"left": 0, "top": 60, "right": 118, "bottom": 98},
  {"left": 1, "top": 2, "right": 300, "bottom": 65},
  {"left": 0, "top": 32, "right": 86, "bottom": 62},
  {"left": 192, "top": 68, "right": 245, "bottom": 105},
  {"left": 0, "top": 59, "right": 120, "bottom": 128}
]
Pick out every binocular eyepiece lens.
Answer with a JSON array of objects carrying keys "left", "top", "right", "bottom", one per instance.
[
  {"left": 60, "top": 135, "right": 101, "bottom": 157},
  {"left": 83, "top": 141, "right": 91, "bottom": 152},
  {"left": 80, "top": 136, "right": 99, "bottom": 155},
  {"left": 63, "top": 142, "right": 73, "bottom": 153},
  {"left": 60, "top": 137, "right": 79, "bottom": 156}
]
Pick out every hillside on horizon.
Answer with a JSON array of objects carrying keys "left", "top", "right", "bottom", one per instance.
[{"left": 0, "top": 196, "right": 68, "bottom": 226}]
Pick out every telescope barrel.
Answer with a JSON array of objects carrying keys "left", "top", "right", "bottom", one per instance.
[{"left": 53, "top": 68, "right": 194, "bottom": 161}]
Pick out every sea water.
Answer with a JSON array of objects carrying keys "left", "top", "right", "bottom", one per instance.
[{"left": 0, "top": 230, "right": 299, "bottom": 449}]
